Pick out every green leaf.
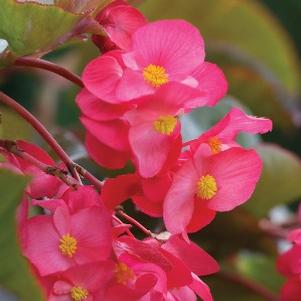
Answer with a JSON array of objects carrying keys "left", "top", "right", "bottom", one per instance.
[
  {"left": 0, "top": 169, "right": 44, "bottom": 300},
  {"left": 245, "top": 143, "right": 301, "bottom": 217},
  {"left": 139, "top": 0, "right": 301, "bottom": 93},
  {"left": 0, "top": 0, "right": 81, "bottom": 57}
]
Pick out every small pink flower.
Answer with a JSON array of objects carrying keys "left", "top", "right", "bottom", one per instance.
[
  {"left": 164, "top": 147, "right": 262, "bottom": 235},
  {"left": 46, "top": 262, "right": 114, "bottom": 301},
  {"left": 189, "top": 107, "right": 272, "bottom": 155},
  {"left": 83, "top": 20, "right": 227, "bottom": 105},
  {"left": 92, "top": 0, "right": 147, "bottom": 51},
  {"left": 22, "top": 206, "right": 112, "bottom": 276},
  {"left": 125, "top": 83, "right": 197, "bottom": 178}
]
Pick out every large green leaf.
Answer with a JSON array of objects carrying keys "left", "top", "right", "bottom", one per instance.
[
  {"left": 0, "top": 0, "right": 81, "bottom": 57},
  {"left": 0, "top": 169, "right": 44, "bottom": 300},
  {"left": 139, "top": 0, "right": 301, "bottom": 93},
  {"left": 246, "top": 143, "right": 301, "bottom": 217}
]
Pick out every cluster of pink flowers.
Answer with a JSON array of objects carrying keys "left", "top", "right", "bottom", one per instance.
[{"left": 0, "top": 1, "right": 274, "bottom": 300}]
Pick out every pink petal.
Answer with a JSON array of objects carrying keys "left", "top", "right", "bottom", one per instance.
[
  {"left": 71, "top": 207, "right": 112, "bottom": 264},
  {"left": 116, "top": 68, "right": 154, "bottom": 101},
  {"left": 76, "top": 89, "right": 131, "bottom": 121},
  {"left": 81, "top": 117, "right": 129, "bottom": 151},
  {"left": 101, "top": 5, "right": 147, "bottom": 50},
  {"left": 85, "top": 132, "right": 130, "bottom": 169},
  {"left": 189, "top": 274, "right": 213, "bottom": 301},
  {"left": 132, "top": 20, "right": 205, "bottom": 77},
  {"left": 281, "top": 277, "right": 301, "bottom": 301},
  {"left": 163, "top": 160, "right": 199, "bottom": 235},
  {"left": 199, "top": 107, "right": 272, "bottom": 145},
  {"left": 186, "top": 198, "right": 216, "bottom": 233},
  {"left": 129, "top": 122, "right": 177, "bottom": 178},
  {"left": 162, "top": 235, "right": 219, "bottom": 276},
  {"left": 187, "top": 62, "right": 228, "bottom": 108},
  {"left": 102, "top": 174, "right": 140, "bottom": 210},
  {"left": 82, "top": 53, "right": 123, "bottom": 103},
  {"left": 132, "top": 195, "right": 163, "bottom": 217},
  {"left": 62, "top": 186, "right": 100, "bottom": 213},
  {"left": 53, "top": 206, "right": 71, "bottom": 236},
  {"left": 203, "top": 148, "right": 262, "bottom": 211}
]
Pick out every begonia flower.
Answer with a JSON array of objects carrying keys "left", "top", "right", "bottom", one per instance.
[
  {"left": 83, "top": 19, "right": 227, "bottom": 105},
  {"left": 164, "top": 147, "right": 262, "bottom": 235},
  {"left": 22, "top": 206, "right": 112, "bottom": 276}
]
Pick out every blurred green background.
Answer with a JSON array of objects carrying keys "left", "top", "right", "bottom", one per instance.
[{"left": 1, "top": 0, "right": 301, "bottom": 300}]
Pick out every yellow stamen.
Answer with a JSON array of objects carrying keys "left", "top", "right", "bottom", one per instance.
[
  {"left": 70, "top": 286, "right": 89, "bottom": 301},
  {"left": 153, "top": 115, "right": 177, "bottom": 135},
  {"left": 208, "top": 136, "right": 222, "bottom": 154},
  {"left": 196, "top": 175, "right": 217, "bottom": 200},
  {"left": 59, "top": 234, "right": 77, "bottom": 257},
  {"left": 143, "top": 64, "right": 169, "bottom": 87},
  {"left": 115, "top": 262, "right": 135, "bottom": 285}
]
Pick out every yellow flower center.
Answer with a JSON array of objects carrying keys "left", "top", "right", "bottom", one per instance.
[
  {"left": 115, "top": 262, "right": 135, "bottom": 285},
  {"left": 59, "top": 234, "right": 77, "bottom": 257},
  {"left": 143, "top": 64, "right": 169, "bottom": 87},
  {"left": 70, "top": 286, "right": 89, "bottom": 301},
  {"left": 208, "top": 136, "right": 222, "bottom": 154},
  {"left": 196, "top": 175, "right": 217, "bottom": 200},
  {"left": 153, "top": 115, "right": 177, "bottom": 135}
]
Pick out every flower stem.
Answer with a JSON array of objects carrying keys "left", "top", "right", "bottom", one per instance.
[
  {"left": 0, "top": 92, "right": 103, "bottom": 190},
  {"left": 14, "top": 57, "right": 84, "bottom": 88},
  {"left": 0, "top": 140, "right": 79, "bottom": 187},
  {"left": 0, "top": 91, "right": 81, "bottom": 181},
  {"left": 117, "top": 210, "right": 154, "bottom": 237}
]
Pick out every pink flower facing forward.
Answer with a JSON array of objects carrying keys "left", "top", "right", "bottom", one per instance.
[
  {"left": 188, "top": 107, "right": 273, "bottom": 155},
  {"left": 22, "top": 205, "right": 112, "bottom": 276},
  {"left": 92, "top": 0, "right": 147, "bottom": 51},
  {"left": 83, "top": 19, "right": 227, "bottom": 106},
  {"left": 125, "top": 83, "right": 199, "bottom": 178},
  {"left": 277, "top": 229, "right": 301, "bottom": 301},
  {"left": 47, "top": 262, "right": 114, "bottom": 301},
  {"left": 164, "top": 147, "right": 262, "bottom": 235}
]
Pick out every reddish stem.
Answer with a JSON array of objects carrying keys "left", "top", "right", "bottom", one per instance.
[
  {"left": 74, "top": 163, "right": 103, "bottom": 191},
  {"left": 218, "top": 271, "right": 279, "bottom": 301},
  {"left": 0, "top": 91, "right": 81, "bottom": 181},
  {"left": 0, "top": 140, "right": 79, "bottom": 187},
  {"left": 117, "top": 210, "right": 153, "bottom": 237},
  {"left": 14, "top": 57, "right": 84, "bottom": 88}
]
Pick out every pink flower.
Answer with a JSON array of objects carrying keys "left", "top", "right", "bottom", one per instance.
[
  {"left": 46, "top": 262, "right": 114, "bottom": 301},
  {"left": 188, "top": 108, "right": 272, "bottom": 155},
  {"left": 92, "top": 0, "right": 147, "bottom": 51},
  {"left": 125, "top": 83, "right": 197, "bottom": 178},
  {"left": 83, "top": 20, "right": 227, "bottom": 105},
  {"left": 114, "top": 235, "right": 217, "bottom": 300},
  {"left": 164, "top": 147, "right": 262, "bottom": 235},
  {"left": 22, "top": 206, "right": 112, "bottom": 276}
]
